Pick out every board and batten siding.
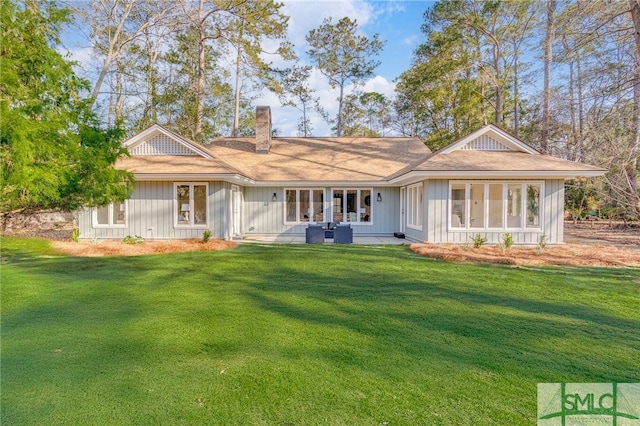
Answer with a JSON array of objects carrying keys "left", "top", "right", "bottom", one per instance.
[
  {"left": 425, "top": 179, "right": 565, "bottom": 244},
  {"left": 242, "top": 186, "right": 400, "bottom": 237},
  {"left": 78, "top": 181, "right": 228, "bottom": 240}
]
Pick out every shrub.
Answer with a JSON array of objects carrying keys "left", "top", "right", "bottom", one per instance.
[
  {"left": 71, "top": 228, "right": 80, "bottom": 242},
  {"left": 536, "top": 234, "right": 547, "bottom": 254},
  {"left": 123, "top": 235, "right": 144, "bottom": 245},
  {"left": 203, "top": 229, "right": 212, "bottom": 243},
  {"left": 497, "top": 241, "right": 506, "bottom": 254},
  {"left": 470, "top": 233, "right": 487, "bottom": 248},
  {"left": 502, "top": 233, "right": 513, "bottom": 248}
]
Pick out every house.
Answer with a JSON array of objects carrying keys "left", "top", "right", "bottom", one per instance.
[{"left": 77, "top": 106, "right": 606, "bottom": 244}]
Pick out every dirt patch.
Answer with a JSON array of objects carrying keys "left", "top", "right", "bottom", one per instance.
[
  {"left": 564, "top": 221, "right": 640, "bottom": 249},
  {"left": 52, "top": 239, "right": 237, "bottom": 257},
  {"left": 410, "top": 243, "right": 640, "bottom": 267},
  {"left": 410, "top": 222, "right": 640, "bottom": 267}
]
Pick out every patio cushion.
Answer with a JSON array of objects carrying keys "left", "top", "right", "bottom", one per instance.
[
  {"left": 305, "top": 225, "right": 324, "bottom": 244},
  {"left": 334, "top": 224, "right": 353, "bottom": 244}
]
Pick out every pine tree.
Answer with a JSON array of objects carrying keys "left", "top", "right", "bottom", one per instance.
[
  {"left": 0, "top": 0, "right": 133, "bottom": 218},
  {"left": 306, "top": 17, "right": 384, "bottom": 137}
]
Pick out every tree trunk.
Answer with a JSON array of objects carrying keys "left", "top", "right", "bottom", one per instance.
[
  {"left": 115, "top": 55, "right": 124, "bottom": 123},
  {"left": 302, "top": 103, "right": 308, "bottom": 137},
  {"left": 513, "top": 43, "right": 519, "bottom": 136},
  {"left": 336, "top": 84, "right": 344, "bottom": 137},
  {"left": 629, "top": 0, "right": 640, "bottom": 212},
  {"left": 541, "top": 0, "right": 555, "bottom": 154},
  {"left": 493, "top": 42, "right": 502, "bottom": 125},
  {"left": 195, "top": 0, "right": 205, "bottom": 142},
  {"left": 88, "top": 1, "right": 136, "bottom": 108},
  {"left": 232, "top": 21, "right": 244, "bottom": 138}
]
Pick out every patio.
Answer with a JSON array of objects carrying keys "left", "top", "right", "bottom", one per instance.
[{"left": 236, "top": 235, "right": 409, "bottom": 245}]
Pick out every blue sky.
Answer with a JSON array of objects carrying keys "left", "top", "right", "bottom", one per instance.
[
  {"left": 64, "top": 0, "right": 436, "bottom": 136},
  {"left": 266, "top": 0, "right": 435, "bottom": 135}
]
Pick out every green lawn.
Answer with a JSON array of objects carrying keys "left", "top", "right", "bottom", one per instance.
[{"left": 1, "top": 237, "right": 639, "bottom": 425}]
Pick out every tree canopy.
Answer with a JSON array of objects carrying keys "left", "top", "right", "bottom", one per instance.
[
  {"left": 0, "top": 0, "right": 133, "bottom": 216},
  {"left": 306, "top": 17, "right": 384, "bottom": 137}
]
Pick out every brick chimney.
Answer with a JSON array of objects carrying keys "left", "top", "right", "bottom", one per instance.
[{"left": 255, "top": 106, "right": 271, "bottom": 154}]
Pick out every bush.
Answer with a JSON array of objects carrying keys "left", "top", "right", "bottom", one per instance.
[
  {"left": 123, "top": 235, "right": 144, "bottom": 245},
  {"left": 502, "top": 233, "right": 513, "bottom": 248},
  {"left": 71, "top": 228, "right": 80, "bottom": 242},
  {"left": 536, "top": 234, "right": 547, "bottom": 254},
  {"left": 203, "top": 229, "right": 212, "bottom": 243},
  {"left": 470, "top": 233, "right": 487, "bottom": 248}
]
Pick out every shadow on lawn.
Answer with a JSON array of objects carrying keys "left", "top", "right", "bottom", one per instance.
[
  {"left": 238, "top": 246, "right": 639, "bottom": 383},
  {"left": 4, "top": 243, "right": 639, "bottom": 387}
]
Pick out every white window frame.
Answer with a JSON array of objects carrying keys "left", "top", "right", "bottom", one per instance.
[
  {"left": 174, "top": 182, "right": 209, "bottom": 228},
  {"left": 448, "top": 181, "right": 544, "bottom": 231},
  {"left": 407, "top": 183, "right": 423, "bottom": 230},
  {"left": 329, "top": 188, "right": 373, "bottom": 225},
  {"left": 284, "top": 188, "right": 325, "bottom": 224},
  {"left": 92, "top": 201, "right": 127, "bottom": 228}
]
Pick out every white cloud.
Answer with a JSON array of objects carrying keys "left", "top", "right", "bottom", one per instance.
[
  {"left": 266, "top": 73, "right": 397, "bottom": 137},
  {"left": 260, "top": 1, "right": 397, "bottom": 136},
  {"left": 59, "top": 0, "right": 407, "bottom": 136},
  {"left": 282, "top": 0, "right": 375, "bottom": 61},
  {"left": 402, "top": 34, "right": 418, "bottom": 46},
  {"left": 361, "top": 75, "right": 396, "bottom": 97}
]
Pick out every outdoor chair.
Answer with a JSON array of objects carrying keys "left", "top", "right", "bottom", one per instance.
[
  {"left": 333, "top": 224, "right": 353, "bottom": 244},
  {"left": 305, "top": 225, "right": 325, "bottom": 244}
]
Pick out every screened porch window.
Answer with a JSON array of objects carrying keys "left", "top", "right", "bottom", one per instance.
[
  {"left": 285, "top": 189, "right": 324, "bottom": 223},
  {"left": 449, "top": 182, "right": 542, "bottom": 231},
  {"left": 175, "top": 183, "right": 208, "bottom": 227}
]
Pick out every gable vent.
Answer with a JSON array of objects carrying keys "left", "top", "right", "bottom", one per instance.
[
  {"left": 460, "top": 135, "right": 513, "bottom": 151},
  {"left": 130, "top": 134, "right": 197, "bottom": 156}
]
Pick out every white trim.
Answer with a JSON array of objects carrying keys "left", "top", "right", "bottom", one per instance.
[
  {"left": 92, "top": 201, "right": 127, "bottom": 228},
  {"left": 254, "top": 180, "right": 394, "bottom": 187},
  {"left": 440, "top": 124, "right": 540, "bottom": 155},
  {"left": 174, "top": 182, "right": 209, "bottom": 228},
  {"left": 283, "top": 188, "right": 326, "bottom": 224},
  {"left": 131, "top": 174, "right": 254, "bottom": 184},
  {"left": 388, "top": 170, "right": 605, "bottom": 185},
  {"left": 231, "top": 185, "right": 242, "bottom": 237},
  {"left": 124, "top": 124, "right": 213, "bottom": 159},
  {"left": 399, "top": 187, "right": 406, "bottom": 234},
  {"left": 447, "top": 181, "right": 545, "bottom": 232},
  {"left": 406, "top": 183, "right": 423, "bottom": 231}
]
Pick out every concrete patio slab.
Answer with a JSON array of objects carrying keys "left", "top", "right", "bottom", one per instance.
[{"left": 237, "top": 235, "right": 409, "bottom": 245}]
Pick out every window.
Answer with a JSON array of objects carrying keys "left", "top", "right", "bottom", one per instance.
[
  {"left": 93, "top": 202, "right": 127, "bottom": 227},
  {"left": 407, "top": 183, "right": 422, "bottom": 230},
  {"left": 175, "top": 183, "right": 208, "bottom": 227},
  {"left": 449, "top": 182, "right": 542, "bottom": 230},
  {"left": 488, "top": 184, "right": 504, "bottom": 228},
  {"left": 469, "top": 183, "right": 485, "bottom": 228},
  {"left": 450, "top": 184, "right": 465, "bottom": 228},
  {"left": 285, "top": 189, "right": 324, "bottom": 223},
  {"left": 526, "top": 184, "right": 541, "bottom": 228},
  {"left": 331, "top": 189, "right": 372, "bottom": 224}
]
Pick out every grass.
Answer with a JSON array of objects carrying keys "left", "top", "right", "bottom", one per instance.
[{"left": 1, "top": 237, "right": 639, "bottom": 425}]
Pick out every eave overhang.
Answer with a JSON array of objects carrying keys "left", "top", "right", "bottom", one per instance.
[
  {"left": 132, "top": 173, "right": 255, "bottom": 185},
  {"left": 388, "top": 169, "right": 606, "bottom": 185}
]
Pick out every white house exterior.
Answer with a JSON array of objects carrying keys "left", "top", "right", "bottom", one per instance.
[{"left": 77, "top": 107, "right": 606, "bottom": 244}]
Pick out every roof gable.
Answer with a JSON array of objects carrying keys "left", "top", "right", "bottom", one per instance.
[
  {"left": 124, "top": 124, "right": 213, "bottom": 158},
  {"left": 441, "top": 124, "right": 539, "bottom": 154}
]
